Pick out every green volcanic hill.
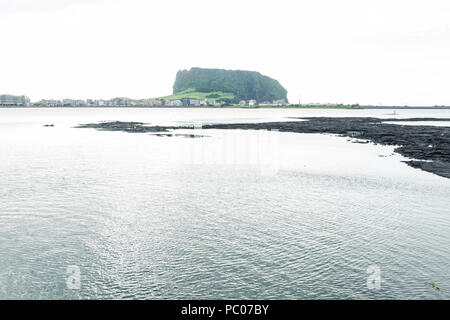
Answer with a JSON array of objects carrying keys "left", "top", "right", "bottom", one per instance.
[{"left": 170, "top": 67, "right": 288, "bottom": 103}]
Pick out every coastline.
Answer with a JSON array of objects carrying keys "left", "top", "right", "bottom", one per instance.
[{"left": 1, "top": 105, "right": 450, "bottom": 109}]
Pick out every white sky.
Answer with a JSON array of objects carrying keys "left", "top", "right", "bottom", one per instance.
[{"left": 1, "top": 0, "right": 449, "bottom": 105}]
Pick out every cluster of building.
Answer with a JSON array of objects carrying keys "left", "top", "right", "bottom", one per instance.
[
  {"left": 1, "top": 94, "right": 288, "bottom": 107},
  {"left": 0, "top": 95, "right": 31, "bottom": 106},
  {"left": 239, "top": 99, "right": 287, "bottom": 106},
  {"left": 32, "top": 97, "right": 227, "bottom": 107},
  {"left": 34, "top": 98, "right": 158, "bottom": 107}
]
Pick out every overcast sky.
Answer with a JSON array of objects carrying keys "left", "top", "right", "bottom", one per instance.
[{"left": 1, "top": 0, "right": 449, "bottom": 105}]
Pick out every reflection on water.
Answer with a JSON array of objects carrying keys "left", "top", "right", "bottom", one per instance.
[{"left": 0, "top": 108, "right": 449, "bottom": 299}]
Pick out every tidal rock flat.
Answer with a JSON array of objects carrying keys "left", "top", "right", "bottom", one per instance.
[
  {"left": 75, "top": 121, "right": 171, "bottom": 133},
  {"left": 76, "top": 118, "right": 450, "bottom": 179}
]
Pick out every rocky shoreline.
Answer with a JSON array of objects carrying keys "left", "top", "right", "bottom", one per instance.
[{"left": 76, "top": 117, "right": 450, "bottom": 179}]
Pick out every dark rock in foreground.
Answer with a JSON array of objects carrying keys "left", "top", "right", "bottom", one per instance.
[
  {"left": 76, "top": 118, "right": 450, "bottom": 179},
  {"left": 75, "top": 121, "right": 171, "bottom": 133}
]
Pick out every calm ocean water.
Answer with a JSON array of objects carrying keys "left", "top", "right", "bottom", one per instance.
[{"left": 0, "top": 108, "right": 449, "bottom": 299}]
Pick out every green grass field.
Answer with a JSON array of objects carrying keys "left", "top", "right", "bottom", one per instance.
[
  {"left": 158, "top": 89, "right": 361, "bottom": 109},
  {"left": 278, "top": 104, "right": 361, "bottom": 109},
  {"left": 160, "top": 88, "right": 235, "bottom": 101},
  {"left": 206, "top": 104, "right": 362, "bottom": 109}
]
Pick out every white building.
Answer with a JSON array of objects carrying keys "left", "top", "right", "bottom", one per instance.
[
  {"left": 189, "top": 99, "right": 200, "bottom": 106},
  {"left": 0, "top": 94, "right": 30, "bottom": 106},
  {"left": 167, "top": 100, "right": 183, "bottom": 107}
]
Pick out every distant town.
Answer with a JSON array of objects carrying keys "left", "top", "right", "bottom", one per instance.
[
  {"left": 0, "top": 94, "right": 288, "bottom": 107},
  {"left": 2, "top": 94, "right": 449, "bottom": 109}
]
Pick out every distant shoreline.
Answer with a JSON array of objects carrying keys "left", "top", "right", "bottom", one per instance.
[{"left": 1, "top": 105, "right": 450, "bottom": 110}]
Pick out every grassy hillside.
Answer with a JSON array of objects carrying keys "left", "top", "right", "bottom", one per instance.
[
  {"left": 173, "top": 68, "right": 288, "bottom": 103},
  {"left": 160, "top": 88, "right": 235, "bottom": 101}
]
